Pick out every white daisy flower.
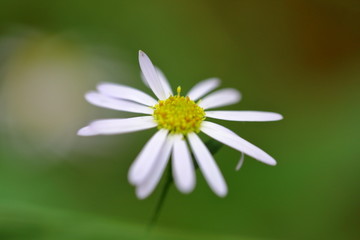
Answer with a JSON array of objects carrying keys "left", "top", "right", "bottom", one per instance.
[{"left": 78, "top": 51, "right": 283, "bottom": 199}]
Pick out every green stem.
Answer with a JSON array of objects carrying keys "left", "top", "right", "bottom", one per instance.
[{"left": 147, "top": 165, "right": 173, "bottom": 231}]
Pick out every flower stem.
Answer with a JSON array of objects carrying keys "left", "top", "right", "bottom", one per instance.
[
  {"left": 147, "top": 165, "right": 173, "bottom": 231},
  {"left": 147, "top": 139, "right": 223, "bottom": 230}
]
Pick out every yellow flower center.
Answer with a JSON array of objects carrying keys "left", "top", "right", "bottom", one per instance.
[{"left": 153, "top": 87, "right": 205, "bottom": 135}]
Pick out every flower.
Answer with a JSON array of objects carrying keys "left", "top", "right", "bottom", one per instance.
[{"left": 78, "top": 51, "right": 283, "bottom": 199}]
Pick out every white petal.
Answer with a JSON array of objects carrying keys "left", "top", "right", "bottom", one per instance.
[
  {"left": 140, "top": 72, "right": 149, "bottom": 88},
  {"left": 136, "top": 135, "right": 175, "bottom": 199},
  {"left": 79, "top": 116, "right": 156, "bottom": 136},
  {"left": 199, "top": 88, "right": 241, "bottom": 109},
  {"left": 205, "top": 111, "right": 283, "bottom": 122},
  {"left": 140, "top": 65, "right": 172, "bottom": 97},
  {"left": 97, "top": 82, "right": 157, "bottom": 106},
  {"left": 201, "top": 121, "right": 277, "bottom": 166},
  {"left": 186, "top": 78, "right": 220, "bottom": 101},
  {"left": 85, "top": 92, "right": 153, "bottom": 114},
  {"left": 172, "top": 135, "right": 195, "bottom": 193},
  {"left": 77, "top": 126, "right": 97, "bottom": 136},
  {"left": 156, "top": 67, "right": 173, "bottom": 98},
  {"left": 236, "top": 152, "right": 245, "bottom": 171},
  {"left": 138, "top": 51, "right": 167, "bottom": 100},
  {"left": 128, "top": 129, "right": 168, "bottom": 185},
  {"left": 187, "top": 132, "right": 227, "bottom": 197}
]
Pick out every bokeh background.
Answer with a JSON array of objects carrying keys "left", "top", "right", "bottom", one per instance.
[{"left": 0, "top": 0, "right": 359, "bottom": 239}]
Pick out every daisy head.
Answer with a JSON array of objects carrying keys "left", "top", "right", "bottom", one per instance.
[
  {"left": 78, "top": 51, "right": 283, "bottom": 199},
  {"left": 153, "top": 86, "right": 205, "bottom": 135}
]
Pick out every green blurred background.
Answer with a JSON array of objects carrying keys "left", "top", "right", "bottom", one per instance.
[{"left": 0, "top": 0, "right": 359, "bottom": 239}]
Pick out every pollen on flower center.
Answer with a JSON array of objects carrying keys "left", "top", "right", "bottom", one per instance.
[{"left": 153, "top": 86, "right": 205, "bottom": 134}]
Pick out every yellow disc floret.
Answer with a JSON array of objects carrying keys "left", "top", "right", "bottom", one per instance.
[{"left": 153, "top": 86, "right": 205, "bottom": 135}]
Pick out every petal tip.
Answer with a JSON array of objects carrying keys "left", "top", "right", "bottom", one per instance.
[
  {"left": 217, "top": 188, "right": 228, "bottom": 198},
  {"left": 270, "top": 112, "right": 284, "bottom": 121},
  {"left": 128, "top": 169, "right": 140, "bottom": 186},
  {"left": 178, "top": 183, "right": 195, "bottom": 194},
  {"left": 135, "top": 188, "right": 148, "bottom": 200},
  {"left": 84, "top": 91, "right": 98, "bottom": 101},
  {"left": 277, "top": 114, "right": 284, "bottom": 121},
  {"left": 138, "top": 50, "right": 146, "bottom": 57},
  {"left": 210, "top": 78, "right": 221, "bottom": 88},
  {"left": 266, "top": 158, "right": 277, "bottom": 166},
  {"left": 77, "top": 126, "right": 97, "bottom": 136},
  {"left": 209, "top": 77, "right": 221, "bottom": 84},
  {"left": 270, "top": 160, "right": 277, "bottom": 166},
  {"left": 96, "top": 82, "right": 112, "bottom": 90}
]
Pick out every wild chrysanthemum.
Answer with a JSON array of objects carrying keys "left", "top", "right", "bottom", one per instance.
[{"left": 78, "top": 51, "right": 283, "bottom": 199}]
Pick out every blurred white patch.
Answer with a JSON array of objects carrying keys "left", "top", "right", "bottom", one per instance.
[
  {"left": 0, "top": 31, "right": 128, "bottom": 159},
  {"left": 235, "top": 152, "right": 245, "bottom": 171}
]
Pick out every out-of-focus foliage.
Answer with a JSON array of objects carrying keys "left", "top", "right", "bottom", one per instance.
[{"left": 0, "top": 0, "right": 359, "bottom": 239}]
